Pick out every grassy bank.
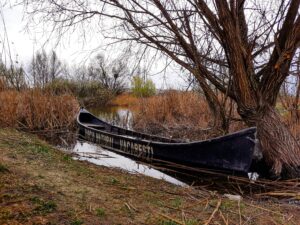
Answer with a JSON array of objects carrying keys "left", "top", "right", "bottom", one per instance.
[{"left": 0, "top": 129, "right": 299, "bottom": 224}]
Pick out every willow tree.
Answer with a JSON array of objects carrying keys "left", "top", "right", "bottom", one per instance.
[{"left": 24, "top": 0, "right": 300, "bottom": 177}]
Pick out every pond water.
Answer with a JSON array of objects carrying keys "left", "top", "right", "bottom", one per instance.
[
  {"left": 72, "top": 141, "right": 186, "bottom": 186},
  {"left": 68, "top": 106, "right": 186, "bottom": 186},
  {"left": 89, "top": 106, "right": 133, "bottom": 129}
]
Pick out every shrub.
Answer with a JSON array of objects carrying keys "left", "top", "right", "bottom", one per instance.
[
  {"left": 45, "top": 79, "right": 114, "bottom": 107},
  {"left": 131, "top": 76, "right": 156, "bottom": 97},
  {"left": 44, "top": 78, "right": 78, "bottom": 95}
]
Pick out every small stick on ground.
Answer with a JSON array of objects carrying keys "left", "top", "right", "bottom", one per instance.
[
  {"left": 219, "top": 210, "right": 228, "bottom": 225},
  {"left": 203, "top": 199, "right": 221, "bottom": 225},
  {"left": 244, "top": 203, "right": 285, "bottom": 217},
  {"left": 238, "top": 200, "right": 242, "bottom": 225},
  {"left": 158, "top": 212, "right": 185, "bottom": 225}
]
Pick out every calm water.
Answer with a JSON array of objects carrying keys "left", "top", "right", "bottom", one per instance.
[
  {"left": 70, "top": 106, "right": 186, "bottom": 186},
  {"left": 89, "top": 106, "right": 133, "bottom": 129},
  {"left": 72, "top": 141, "right": 185, "bottom": 186}
]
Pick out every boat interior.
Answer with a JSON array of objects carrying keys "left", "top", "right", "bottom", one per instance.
[{"left": 78, "top": 110, "right": 181, "bottom": 143}]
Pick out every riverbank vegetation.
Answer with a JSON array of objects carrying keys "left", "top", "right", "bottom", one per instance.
[
  {"left": 1, "top": 129, "right": 300, "bottom": 224},
  {"left": 131, "top": 76, "right": 156, "bottom": 98},
  {"left": 131, "top": 90, "right": 300, "bottom": 142},
  {"left": 45, "top": 79, "right": 115, "bottom": 107},
  {"left": 0, "top": 89, "right": 79, "bottom": 131},
  {"left": 132, "top": 91, "right": 242, "bottom": 141}
]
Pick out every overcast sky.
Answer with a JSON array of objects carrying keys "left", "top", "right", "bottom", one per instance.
[
  {"left": 1, "top": 3, "right": 106, "bottom": 66},
  {"left": 0, "top": 2, "right": 186, "bottom": 89}
]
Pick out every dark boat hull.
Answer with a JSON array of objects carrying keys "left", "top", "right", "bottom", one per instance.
[{"left": 77, "top": 108, "right": 257, "bottom": 173}]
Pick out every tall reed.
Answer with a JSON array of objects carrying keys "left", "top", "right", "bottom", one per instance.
[
  {"left": 133, "top": 90, "right": 237, "bottom": 140},
  {"left": 0, "top": 78, "right": 7, "bottom": 91},
  {"left": 133, "top": 91, "right": 300, "bottom": 141},
  {"left": 0, "top": 89, "right": 79, "bottom": 131}
]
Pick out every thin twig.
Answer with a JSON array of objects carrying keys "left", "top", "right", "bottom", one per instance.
[
  {"left": 238, "top": 200, "right": 242, "bottom": 225},
  {"left": 203, "top": 199, "right": 221, "bottom": 225},
  {"left": 219, "top": 210, "right": 228, "bottom": 225},
  {"left": 158, "top": 212, "right": 185, "bottom": 225},
  {"left": 244, "top": 203, "right": 285, "bottom": 217}
]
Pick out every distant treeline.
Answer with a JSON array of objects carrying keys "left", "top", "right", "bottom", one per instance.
[{"left": 0, "top": 50, "right": 157, "bottom": 107}]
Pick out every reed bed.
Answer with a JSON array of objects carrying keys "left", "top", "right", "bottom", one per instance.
[
  {"left": 0, "top": 89, "right": 79, "bottom": 131},
  {"left": 133, "top": 91, "right": 300, "bottom": 141},
  {"left": 133, "top": 91, "right": 245, "bottom": 140},
  {"left": 282, "top": 111, "right": 300, "bottom": 141},
  {"left": 0, "top": 78, "right": 7, "bottom": 91}
]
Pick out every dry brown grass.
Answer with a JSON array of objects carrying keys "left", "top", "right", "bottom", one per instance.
[
  {"left": 283, "top": 116, "right": 300, "bottom": 141},
  {"left": 109, "top": 92, "right": 139, "bottom": 106},
  {"left": 133, "top": 90, "right": 243, "bottom": 140},
  {"left": 0, "top": 78, "right": 6, "bottom": 91},
  {"left": 135, "top": 90, "right": 210, "bottom": 126},
  {"left": 276, "top": 100, "right": 300, "bottom": 140},
  {"left": 0, "top": 89, "right": 79, "bottom": 131},
  {"left": 133, "top": 91, "right": 300, "bottom": 141}
]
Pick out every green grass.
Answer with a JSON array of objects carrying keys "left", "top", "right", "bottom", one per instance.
[
  {"left": 185, "top": 219, "right": 198, "bottom": 225},
  {"left": 29, "top": 144, "right": 50, "bottom": 154},
  {"left": 171, "top": 197, "right": 182, "bottom": 208},
  {"left": 33, "top": 198, "right": 57, "bottom": 215},
  {"left": 70, "top": 220, "right": 83, "bottom": 225},
  {"left": 160, "top": 220, "right": 179, "bottom": 225},
  {"left": 63, "top": 155, "right": 72, "bottom": 161},
  {"left": 0, "top": 163, "right": 9, "bottom": 173},
  {"left": 96, "top": 208, "right": 106, "bottom": 218},
  {"left": 109, "top": 177, "right": 119, "bottom": 185}
]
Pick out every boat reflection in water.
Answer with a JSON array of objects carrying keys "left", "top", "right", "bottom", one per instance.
[{"left": 73, "top": 140, "right": 186, "bottom": 186}]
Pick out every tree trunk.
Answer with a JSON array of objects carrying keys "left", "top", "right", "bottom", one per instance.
[
  {"left": 242, "top": 105, "right": 300, "bottom": 178},
  {"left": 195, "top": 74, "right": 229, "bottom": 133}
]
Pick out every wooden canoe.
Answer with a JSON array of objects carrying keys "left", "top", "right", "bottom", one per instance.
[{"left": 77, "top": 108, "right": 258, "bottom": 174}]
